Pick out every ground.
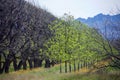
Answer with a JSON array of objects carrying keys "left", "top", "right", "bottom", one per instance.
[{"left": 0, "top": 64, "right": 120, "bottom": 80}]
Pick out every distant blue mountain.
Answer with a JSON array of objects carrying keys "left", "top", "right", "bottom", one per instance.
[{"left": 76, "top": 13, "right": 120, "bottom": 39}]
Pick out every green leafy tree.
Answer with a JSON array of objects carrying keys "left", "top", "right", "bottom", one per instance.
[{"left": 44, "top": 14, "right": 106, "bottom": 65}]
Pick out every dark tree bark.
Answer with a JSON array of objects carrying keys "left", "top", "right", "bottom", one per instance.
[
  {"left": 23, "top": 60, "right": 27, "bottom": 70},
  {"left": 0, "top": 63, "right": 4, "bottom": 74},
  {"left": 78, "top": 61, "right": 80, "bottom": 71},
  {"left": 33, "top": 58, "right": 38, "bottom": 68},
  {"left": 13, "top": 55, "right": 18, "bottom": 71},
  {"left": 13, "top": 59, "right": 18, "bottom": 71},
  {"left": 74, "top": 59, "right": 76, "bottom": 72},
  {"left": 51, "top": 60, "right": 55, "bottom": 67},
  {"left": 0, "top": 55, "right": 1, "bottom": 71},
  {"left": 28, "top": 59, "right": 33, "bottom": 69},
  {"left": 0, "top": 55, "right": 4, "bottom": 74},
  {"left": 38, "top": 59, "right": 43, "bottom": 67},
  {"left": 4, "top": 59, "right": 11, "bottom": 73},
  {"left": 69, "top": 61, "right": 71, "bottom": 72},
  {"left": 45, "top": 59, "right": 50, "bottom": 68},
  {"left": 17, "top": 60, "right": 23, "bottom": 70},
  {"left": 65, "top": 61, "right": 67, "bottom": 73}
]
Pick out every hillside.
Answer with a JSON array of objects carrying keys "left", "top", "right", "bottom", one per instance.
[{"left": 77, "top": 13, "right": 120, "bottom": 39}]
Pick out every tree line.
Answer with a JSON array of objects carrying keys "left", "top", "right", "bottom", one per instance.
[
  {"left": 43, "top": 13, "right": 120, "bottom": 71},
  {"left": 0, "top": 0, "right": 56, "bottom": 73},
  {"left": 0, "top": 0, "right": 120, "bottom": 74}
]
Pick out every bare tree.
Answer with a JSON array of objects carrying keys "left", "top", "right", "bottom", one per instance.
[{"left": 0, "top": 0, "right": 55, "bottom": 73}]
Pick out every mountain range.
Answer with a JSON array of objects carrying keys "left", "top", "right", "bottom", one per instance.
[{"left": 76, "top": 13, "right": 120, "bottom": 39}]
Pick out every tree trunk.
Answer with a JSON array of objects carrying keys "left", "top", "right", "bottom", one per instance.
[
  {"left": 45, "top": 59, "right": 50, "bottom": 68},
  {"left": 81, "top": 63, "right": 83, "bottom": 68},
  {"left": 51, "top": 60, "right": 55, "bottom": 67},
  {"left": 13, "top": 57, "right": 18, "bottom": 71},
  {"left": 23, "top": 60, "right": 27, "bottom": 70},
  {"left": 4, "top": 59, "right": 11, "bottom": 73},
  {"left": 74, "top": 59, "right": 76, "bottom": 72},
  {"left": 38, "top": 59, "right": 43, "bottom": 67},
  {"left": 17, "top": 60, "right": 23, "bottom": 70},
  {"left": 65, "top": 61, "right": 67, "bottom": 73},
  {"left": 0, "top": 63, "right": 4, "bottom": 74},
  {"left": 0, "top": 55, "right": 1, "bottom": 72},
  {"left": 83, "top": 61, "right": 85, "bottom": 67},
  {"left": 34, "top": 58, "right": 38, "bottom": 68},
  {"left": 78, "top": 61, "right": 80, "bottom": 71},
  {"left": 28, "top": 59, "right": 33, "bottom": 69},
  {"left": 60, "top": 60, "right": 62, "bottom": 73},
  {"left": 69, "top": 61, "right": 71, "bottom": 72},
  {"left": 0, "top": 55, "right": 4, "bottom": 74}
]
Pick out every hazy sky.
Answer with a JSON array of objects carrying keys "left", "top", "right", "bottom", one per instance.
[{"left": 26, "top": 0, "right": 120, "bottom": 18}]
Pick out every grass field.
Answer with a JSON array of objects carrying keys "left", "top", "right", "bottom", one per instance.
[{"left": 0, "top": 64, "right": 120, "bottom": 80}]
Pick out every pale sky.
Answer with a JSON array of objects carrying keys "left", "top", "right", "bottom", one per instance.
[{"left": 26, "top": 0, "right": 120, "bottom": 19}]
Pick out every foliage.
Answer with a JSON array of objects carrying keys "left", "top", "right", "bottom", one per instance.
[{"left": 43, "top": 14, "right": 107, "bottom": 63}]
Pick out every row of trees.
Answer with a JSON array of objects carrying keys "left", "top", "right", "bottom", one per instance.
[
  {"left": 0, "top": 0, "right": 56, "bottom": 73},
  {"left": 0, "top": 0, "right": 119, "bottom": 74},
  {"left": 44, "top": 14, "right": 106, "bottom": 64},
  {"left": 43, "top": 14, "right": 120, "bottom": 70}
]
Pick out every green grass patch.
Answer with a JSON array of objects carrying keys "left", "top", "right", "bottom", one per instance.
[{"left": 0, "top": 64, "right": 120, "bottom": 80}]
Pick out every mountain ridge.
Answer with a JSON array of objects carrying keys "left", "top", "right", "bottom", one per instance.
[
  {"left": 77, "top": 13, "right": 120, "bottom": 21},
  {"left": 76, "top": 13, "right": 120, "bottom": 39}
]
